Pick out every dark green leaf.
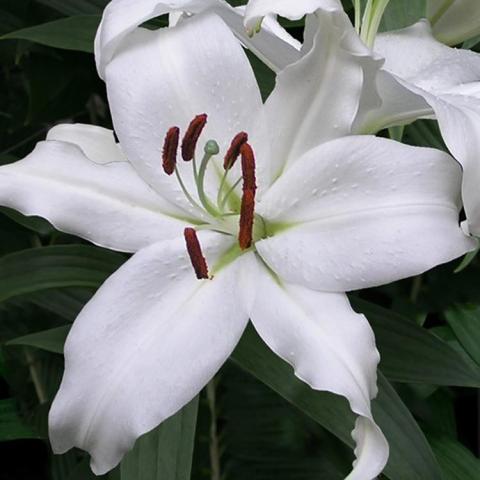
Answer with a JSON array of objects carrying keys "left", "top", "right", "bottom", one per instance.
[
  {"left": 37, "top": 0, "right": 107, "bottom": 15},
  {"left": 0, "top": 206, "right": 54, "bottom": 236},
  {"left": 7, "top": 325, "right": 70, "bottom": 354},
  {"left": 2, "top": 15, "right": 101, "bottom": 52},
  {"left": 428, "top": 434, "right": 480, "bottom": 480},
  {"left": 0, "top": 245, "right": 124, "bottom": 303},
  {"left": 0, "top": 398, "right": 39, "bottom": 441},
  {"left": 352, "top": 298, "right": 480, "bottom": 387},
  {"left": 231, "top": 325, "right": 442, "bottom": 480},
  {"left": 445, "top": 304, "right": 480, "bottom": 366},
  {"left": 380, "top": 0, "right": 426, "bottom": 31},
  {"left": 121, "top": 397, "right": 199, "bottom": 480}
]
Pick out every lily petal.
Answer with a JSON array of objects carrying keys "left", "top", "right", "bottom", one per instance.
[
  {"left": 0, "top": 141, "right": 187, "bottom": 252},
  {"left": 249, "top": 263, "right": 388, "bottom": 480},
  {"left": 49, "top": 232, "right": 253, "bottom": 474},
  {"left": 105, "top": 12, "right": 269, "bottom": 214},
  {"left": 263, "top": 8, "right": 383, "bottom": 176},
  {"left": 46, "top": 123, "right": 126, "bottom": 164},
  {"left": 427, "top": 0, "right": 480, "bottom": 45},
  {"left": 243, "top": 0, "right": 342, "bottom": 33},
  {"left": 95, "top": 0, "right": 300, "bottom": 77},
  {"left": 257, "top": 136, "right": 476, "bottom": 292}
]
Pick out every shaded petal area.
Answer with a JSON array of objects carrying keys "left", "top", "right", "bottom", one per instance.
[
  {"left": 105, "top": 12, "right": 269, "bottom": 213},
  {"left": 49, "top": 233, "right": 253, "bottom": 474},
  {"left": 257, "top": 136, "right": 476, "bottom": 292},
  {"left": 0, "top": 141, "right": 187, "bottom": 252},
  {"left": 249, "top": 262, "right": 388, "bottom": 480}
]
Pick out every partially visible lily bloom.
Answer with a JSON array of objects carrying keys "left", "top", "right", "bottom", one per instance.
[
  {"left": 370, "top": 21, "right": 480, "bottom": 237},
  {"left": 0, "top": 4, "right": 476, "bottom": 480}
]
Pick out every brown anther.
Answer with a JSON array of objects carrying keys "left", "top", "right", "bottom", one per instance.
[
  {"left": 224, "top": 132, "right": 248, "bottom": 170},
  {"left": 181, "top": 114, "right": 208, "bottom": 161},
  {"left": 240, "top": 143, "right": 256, "bottom": 193},
  {"left": 162, "top": 126, "right": 180, "bottom": 175},
  {"left": 184, "top": 227, "right": 209, "bottom": 279},
  {"left": 238, "top": 189, "right": 255, "bottom": 250}
]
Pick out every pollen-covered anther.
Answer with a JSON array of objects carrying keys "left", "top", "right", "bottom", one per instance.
[
  {"left": 181, "top": 113, "right": 208, "bottom": 161},
  {"left": 162, "top": 126, "right": 180, "bottom": 175},
  {"left": 239, "top": 189, "right": 255, "bottom": 250},
  {"left": 240, "top": 142, "right": 256, "bottom": 193},
  {"left": 224, "top": 132, "right": 248, "bottom": 170},
  {"left": 184, "top": 227, "right": 210, "bottom": 280}
]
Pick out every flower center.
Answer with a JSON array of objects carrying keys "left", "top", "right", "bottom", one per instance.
[{"left": 162, "top": 113, "right": 265, "bottom": 279}]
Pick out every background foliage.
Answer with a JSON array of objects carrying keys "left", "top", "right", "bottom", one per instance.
[{"left": 0, "top": 1, "right": 479, "bottom": 479}]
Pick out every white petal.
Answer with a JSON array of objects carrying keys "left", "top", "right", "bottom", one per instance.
[
  {"left": 95, "top": 0, "right": 300, "bottom": 77},
  {"left": 264, "top": 9, "right": 383, "bottom": 175},
  {"left": 46, "top": 123, "right": 126, "bottom": 164},
  {"left": 427, "top": 0, "right": 480, "bottom": 45},
  {"left": 249, "top": 264, "right": 388, "bottom": 480},
  {"left": 257, "top": 136, "right": 476, "bottom": 292},
  {"left": 375, "top": 20, "right": 480, "bottom": 94},
  {"left": 105, "top": 12, "right": 270, "bottom": 214},
  {"left": 244, "top": 0, "right": 342, "bottom": 33},
  {"left": 49, "top": 233, "right": 253, "bottom": 474},
  {"left": 0, "top": 141, "right": 187, "bottom": 252},
  {"left": 431, "top": 93, "right": 480, "bottom": 236}
]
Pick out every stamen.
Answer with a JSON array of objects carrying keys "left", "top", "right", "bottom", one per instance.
[
  {"left": 238, "top": 189, "right": 255, "bottom": 250},
  {"left": 184, "top": 227, "right": 209, "bottom": 279},
  {"left": 224, "top": 132, "right": 248, "bottom": 170},
  {"left": 162, "top": 126, "right": 180, "bottom": 175},
  {"left": 182, "top": 114, "right": 208, "bottom": 161},
  {"left": 240, "top": 143, "right": 256, "bottom": 193}
]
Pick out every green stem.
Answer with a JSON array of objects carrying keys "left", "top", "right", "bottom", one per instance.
[
  {"left": 361, "top": 0, "right": 391, "bottom": 47},
  {"left": 206, "top": 379, "right": 221, "bottom": 480},
  {"left": 174, "top": 167, "right": 204, "bottom": 214},
  {"left": 353, "top": 0, "right": 362, "bottom": 34},
  {"left": 25, "top": 349, "right": 47, "bottom": 404},
  {"left": 220, "top": 177, "right": 242, "bottom": 211}
]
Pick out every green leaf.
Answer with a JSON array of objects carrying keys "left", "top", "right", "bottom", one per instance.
[
  {"left": 445, "top": 305, "right": 480, "bottom": 366},
  {"left": 1, "top": 15, "right": 101, "bottom": 53},
  {"left": 121, "top": 397, "right": 199, "bottom": 480},
  {"left": 351, "top": 298, "right": 480, "bottom": 387},
  {"left": 0, "top": 206, "right": 54, "bottom": 236},
  {"left": 0, "top": 398, "right": 39, "bottom": 441},
  {"left": 7, "top": 325, "right": 70, "bottom": 354},
  {"left": 380, "top": 0, "right": 426, "bottom": 31},
  {"left": 231, "top": 325, "right": 442, "bottom": 480},
  {"left": 0, "top": 245, "right": 124, "bottom": 303},
  {"left": 428, "top": 434, "right": 480, "bottom": 480},
  {"left": 37, "top": 0, "right": 107, "bottom": 15}
]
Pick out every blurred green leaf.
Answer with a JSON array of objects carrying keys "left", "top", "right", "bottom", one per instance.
[
  {"left": 352, "top": 298, "right": 480, "bottom": 387},
  {"left": 445, "top": 305, "right": 480, "bottom": 366},
  {"left": 0, "top": 245, "right": 124, "bottom": 303},
  {"left": 0, "top": 206, "right": 54, "bottom": 236},
  {"left": 0, "top": 398, "right": 39, "bottom": 441},
  {"left": 121, "top": 397, "right": 199, "bottom": 480},
  {"left": 380, "top": 0, "right": 426, "bottom": 31},
  {"left": 428, "top": 434, "right": 480, "bottom": 480},
  {"left": 232, "top": 325, "right": 442, "bottom": 480},
  {"left": 2, "top": 15, "right": 100, "bottom": 52},
  {"left": 7, "top": 325, "right": 69, "bottom": 354},
  {"left": 37, "top": 0, "right": 107, "bottom": 15}
]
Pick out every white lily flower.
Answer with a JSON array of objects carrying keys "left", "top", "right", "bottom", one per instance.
[
  {"left": 0, "top": 6, "right": 475, "bottom": 479},
  {"left": 427, "top": 0, "right": 480, "bottom": 45},
  {"left": 370, "top": 20, "right": 480, "bottom": 236}
]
